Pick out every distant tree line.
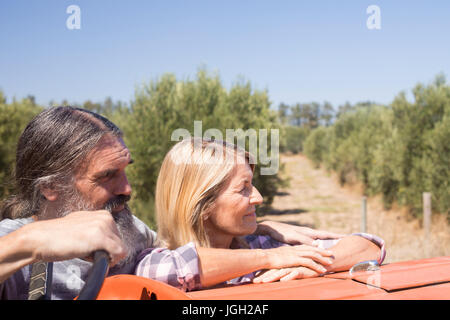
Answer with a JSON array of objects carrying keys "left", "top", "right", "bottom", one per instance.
[
  {"left": 1, "top": 72, "right": 448, "bottom": 224},
  {"left": 303, "top": 75, "right": 449, "bottom": 219},
  {"left": 0, "top": 69, "right": 283, "bottom": 227},
  {"left": 277, "top": 99, "right": 380, "bottom": 154}
]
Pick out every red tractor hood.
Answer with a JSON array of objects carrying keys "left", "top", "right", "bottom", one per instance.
[{"left": 188, "top": 256, "right": 450, "bottom": 300}]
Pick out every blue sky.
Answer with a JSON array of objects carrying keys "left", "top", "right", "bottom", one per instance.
[{"left": 1, "top": 0, "right": 449, "bottom": 109}]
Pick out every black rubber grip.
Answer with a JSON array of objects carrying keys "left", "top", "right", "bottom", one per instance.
[{"left": 77, "top": 250, "right": 110, "bottom": 300}]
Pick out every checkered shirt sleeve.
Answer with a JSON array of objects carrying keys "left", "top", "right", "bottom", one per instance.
[
  {"left": 134, "top": 242, "right": 201, "bottom": 292},
  {"left": 312, "top": 232, "right": 387, "bottom": 265},
  {"left": 245, "top": 234, "right": 286, "bottom": 249}
]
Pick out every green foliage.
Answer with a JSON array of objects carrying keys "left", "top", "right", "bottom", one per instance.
[
  {"left": 421, "top": 113, "right": 450, "bottom": 215},
  {"left": 303, "top": 75, "right": 450, "bottom": 217},
  {"left": 0, "top": 93, "right": 43, "bottom": 199},
  {"left": 2, "top": 72, "right": 448, "bottom": 225},
  {"left": 280, "top": 126, "right": 311, "bottom": 154},
  {"left": 113, "top": 69, "right": 283, "bottom": 226},
  {"left": 277, "top": 101, "right": 334, "bottom": 154},
  {"left": 303, "top": 126, "right": 329, "bottom": 167},
  {"left": 0, "top": 71, "right": 284, "bottom": 228}
]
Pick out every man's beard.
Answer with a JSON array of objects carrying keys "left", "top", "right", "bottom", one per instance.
[{"left": 56, "top": 189, "right": 143, "bottom": 269}]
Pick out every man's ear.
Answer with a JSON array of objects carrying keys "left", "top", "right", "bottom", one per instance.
[{"left": 40, "top": 186, "right": 59, "bottom": 202}]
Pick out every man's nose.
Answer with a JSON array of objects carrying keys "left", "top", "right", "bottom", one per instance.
[{"left": 115, "top": 172, "right": 132, "bottom": 196}]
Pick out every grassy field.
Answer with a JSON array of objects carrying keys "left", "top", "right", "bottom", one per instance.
[{"left": 258, "top": 154, "right": 450, "bottom": 264}]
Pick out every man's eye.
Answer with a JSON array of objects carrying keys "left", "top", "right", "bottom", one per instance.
[
  {"left": 98, "top": 171, "right": 115, "bottom": 181},
  {"left": 97, "top": 176, "right": 108, "bottom": 182}
]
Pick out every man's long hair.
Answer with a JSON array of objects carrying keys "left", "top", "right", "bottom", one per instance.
[{"left": 0, "top": 106, "right": 122, "bottom": 220}]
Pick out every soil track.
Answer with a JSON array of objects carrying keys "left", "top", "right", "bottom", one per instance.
[{"left": 258, "top": 154, "right": 450, "bottom": 264}]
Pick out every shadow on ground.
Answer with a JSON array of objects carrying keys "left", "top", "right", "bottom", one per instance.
[
  {"left": 274, "top": 191, "right": 290, "bottom": 197},
  {"left": 258, "top": 206, "right": 308, "bottom": 216},
  {"left": 257, "top": 206, "right": 315, "bottom": 228},
  {"left": 276, "top": 220, "right": 315, "bottom": 229}
]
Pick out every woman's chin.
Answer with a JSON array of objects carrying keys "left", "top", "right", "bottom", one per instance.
[{"left": 242, "top": 218, "right": 258, "bottom": 234}]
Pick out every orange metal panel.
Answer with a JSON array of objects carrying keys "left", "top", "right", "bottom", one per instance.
[
  {"left": 188, "top": 256, "right": 450, "bottom": 300},
  {"left": 325, "top": 256, "right": 450, "bottom": 292},
  {"left": 351, "top": 282, "right": 450, "bottom": 300},
  {"left": 90, "top": 256, "right": 450, "bottom": 300},
  {"left": 187, "top": 277, "right": 386, "bottom": 300},
  {"left": 96, "top": 275, "right": 192, "bottom": 300}
]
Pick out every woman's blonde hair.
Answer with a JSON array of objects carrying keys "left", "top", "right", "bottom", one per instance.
[{"left": 155, "top": 137, "right": 255, "bottom": 249}]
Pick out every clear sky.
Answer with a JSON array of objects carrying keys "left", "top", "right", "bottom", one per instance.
[{"left": 1, "top": 0, "right": 449, "bottom": 109}]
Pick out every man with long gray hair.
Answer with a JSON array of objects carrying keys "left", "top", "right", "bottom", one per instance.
[{"left": 0, "top": 106, "right": 156, "bottom": 299}]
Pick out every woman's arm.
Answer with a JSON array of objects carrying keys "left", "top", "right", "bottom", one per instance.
[
  {"left": 135, "top": 243, "right": 334, "bottom": 291},
  {"left": 196, "top": 245, "right": 333, "bottom": 288}
]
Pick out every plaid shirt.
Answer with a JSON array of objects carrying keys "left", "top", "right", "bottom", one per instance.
[{"left": 135, "top": 242, "right": 201, "bottom": 292}]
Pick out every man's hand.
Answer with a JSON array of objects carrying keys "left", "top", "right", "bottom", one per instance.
[
  {"left": 256, "top": 220, "right": 345, "bottom": 246},
  {"left": 253, "top": 235, "right": 383, "bottom": 284},
  {"left": 26, "top": 210, "right": 127, "bottom": 266}
]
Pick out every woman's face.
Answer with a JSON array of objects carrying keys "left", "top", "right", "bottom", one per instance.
[{"left": 204, "top": 161, "right": 263, "bottom": 247}]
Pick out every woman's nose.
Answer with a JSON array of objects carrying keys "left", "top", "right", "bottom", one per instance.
[{"left": 250, "top": 186, "right": 263, "bottom": 205}]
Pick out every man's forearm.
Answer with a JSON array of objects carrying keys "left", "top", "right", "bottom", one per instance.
[
  {"left": 0, "top": 226, "right": 38, "bottom": 283},
  {"left": 326, "top": 235, "right": 381, "bottom": 273}
]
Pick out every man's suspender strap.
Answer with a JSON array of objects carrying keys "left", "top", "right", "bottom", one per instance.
[{"left": 28, "top": 261, "right": 53, "bottom": 300}]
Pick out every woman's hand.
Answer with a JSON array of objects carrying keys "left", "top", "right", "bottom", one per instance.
[
  {"left": 256, "top": 221, "right": 346, "bottom": 246},
  {"left": 264, "top": 244, "right": 334, "bottom": 275},
  {"left": 253, "top": 266, "right": 320, "bottom": 283}
]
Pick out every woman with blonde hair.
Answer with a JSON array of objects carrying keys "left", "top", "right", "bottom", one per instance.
[
  {"left": 136, "top": 137, "right": 385, "bottom": 289},
  {"left": 155, "top": 138, "right": 260, "bottom": 250}
]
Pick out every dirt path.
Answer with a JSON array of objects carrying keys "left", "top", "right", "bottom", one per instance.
[{"left": 258, "top": 154, "right": 450, "bottom": 264}]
